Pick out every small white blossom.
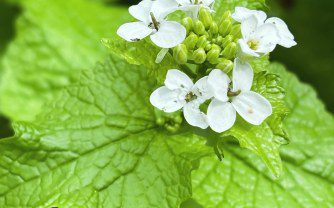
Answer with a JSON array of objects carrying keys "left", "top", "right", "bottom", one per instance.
[
  {"left": 233, "top": 7, "right": 297, "bottom": 50},
  {"left": 206, "top": 58, "right": 272, "bottom": 133},
  {"left": 150, "top": 69, "right": 212, "bottom": 129},
  {"left": 176, "top": 0, "right": 215, "bottom": 18},
  {"left": 117, "top": 0, "right": 186, "bottom": 48},
  {"left": 238, "top": 15, "right": 280, "bottom": 57}
]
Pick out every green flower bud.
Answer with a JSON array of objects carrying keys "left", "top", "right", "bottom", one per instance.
[
  {"left": 156, "top": 117, "right": 165, "bottom": 126},
  {"left": 193, "top": 48, "right": 207, "bottom": 64},
  {"left": 216, "top": 36, "right": 223, "bottom": 45},
  {"left": 221, "top": 35, "right": 233, "bottom": 48},
  {"left": 199, "top": 8, "right": 213, "bottom": 29},
  {"left": 222, "top": 42, "right": 237, "bottom": 60},
  {"left": 184, "top": 32, "right": 198, "bottom": 50},
  {"left": 209, "top": 22, "right": 219, "bottom": 36},
  {"left": 222, "top": 11, "right": 231, "bottom": 21},
  {"left": 196, "top": 35, "right": 207, "bottom": 48},
  {"left": 182, "top": 17, "right": 193, "bottom": 33},
  {"left": 216, "top": 58, "right": 234, "bottom": 73},
  {"left": 194, "top": 20, "right": 205, "bottom": 35},
  {"left": 219, "top": 19, "right": 232, "bottom": 37},
  {"left": 205, "top": 44, "right": 212, "bottom": 51},
  {"left": 207, "top": 44, "right": 221, "bottom": 64},
  {"left": 230, "top": 24, "right": 242, "bottom": 39},
  {"left": 173, "top": 44, "right": 188, "bottom": 65}
]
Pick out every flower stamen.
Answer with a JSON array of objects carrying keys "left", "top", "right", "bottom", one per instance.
[
  {"left": 247, "top": 39, "right": 259, "bottom": 50},
  {"left": 150, "top": 12, "right": 160, "bottom": 30},
  {"left": 185, "top": 92, "right": 198, "bottom": 102}
]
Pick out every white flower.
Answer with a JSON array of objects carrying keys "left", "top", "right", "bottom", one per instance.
[
  {"left": 117, "top": 0, "right": 186, "bottom": 48},
  {"left": 176, "top": 0, "right": 215, "bottom": 18},
  {"left": 206, "top": 58, "right": 272, "bottom": 133},
  {"left": 232, "top": 7, "right": 297, "bottom": 49},
  {"left": 238, "top": 15, "right": 280, "bottom": 57},
  {"left": 150, "top": 69, "right": 212, "bottom": 129}
]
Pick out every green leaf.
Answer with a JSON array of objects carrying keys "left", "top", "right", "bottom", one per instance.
[
  {"left": 214, "top": 0, "right": 267, "bottom": 19},
  {"left": 221, "top": 70, "right": 289, "bottom": 178},
  {"left": 0, "top": 56, "right": 211, "bottom": 207},
  {"left": 102, "top": 38, "right": 179, "bottom": 83},
  {"left": 0, "top": 0, "right": 131, "bottom": 122},
  {"left": 191, "top": 63, "right": 334, "bottom": 207}
]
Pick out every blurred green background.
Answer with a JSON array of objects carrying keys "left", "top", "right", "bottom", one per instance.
[{"left": 0, "top": 0, "right": 333, "bottom": 138}]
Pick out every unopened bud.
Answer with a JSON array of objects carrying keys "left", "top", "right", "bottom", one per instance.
[
  {"left": 222, "top": 42, "right": 237, "bottom": 60},
  {"left": 193, "top": 48, "right": 207, "bottom": 64},
  {"left": 205, "top": 44, "right": 212, "bottom": 51},
  {"left": 207, "top": 44, "right": 221, "bottom": 64},
  {"left": 196, "top": 35, "right": 207, "bottom": 48},
  {"left": 221, "top": 35, "right": 233, "bottom": 48},
  {"left": 222, "top": 11, "right": 231, "bottom": 21},
  {"left": 216, "top": 36, "right": 223, "bottom": 45},
  {"left": 184, "top": 33, "right": 198, "bottom": 50},
  {"left": 219, "top": 19, "right": 232, "bottom": 37},
  {"left": 182, "top": 17, "right": 193, "bottom": 33},
  {"left": 209, "top": 22, "right": 219, "bottom": 36},
  {"left": 194, "top": 20, "right": 205, "bottom": 35},
  {"left": 216, "top": 58, "right": 234, "bottom": 73},
  {"left": 199, "top": 8, "right": 213, "bottom": 29},
  {"left": 173, "top": 44, "right": 188, "bottom": 65},
  {"left": 230, "top": 24, "right": 242, "bottom": 39},
  {"left": 166, "top": 123, "right": 180, "bottom": 133}
]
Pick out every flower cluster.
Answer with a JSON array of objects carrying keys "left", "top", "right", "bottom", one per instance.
[{"left": 118, "top": 0, "right": 296, "bottom": 133}]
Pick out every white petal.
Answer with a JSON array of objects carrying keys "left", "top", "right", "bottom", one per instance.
[
  {"left": 150, "top": 86, "right": 184, "bottom": 113},
  {"left": 253, "top": 23, "right": 280, "bottom": 54},
  {"left": 241, "top": 15, "right": 259, "bottom": 40},
  {"left": 175, "top": 0, "right": 191, "bottom": 5},
  {"left": 178, "top": 5, "right": 201, "bottom": 19},
  {"left": 151, "top": 0, "right": 178, "bottom": 20},
  {"left": 207, "top": 69, "right": 230, "bottom": 102},
  {"left": 203, "top": 0, "right": 215, "bottom": 7},
  {"left": 207, "top": 99, "right": 236, "bottom": 133},
  {"left": 183, "top": 103, "right": 208, "bottom": 129},
  {"left": 232, "top": 7, "right": 267, "bottom": 23},
  {"left": 238, "top": 39, "right": 260, "bottom": 57},
  {"left": 232, "top": 91, "right": 272, "bottom": 125},
  {"left": 266, "top": 17, "right": 297, "bottom": 48},
  {"left": 150, "top": 21, "right": 186, "bottom": 48},
  {"left": 193, "top": 76, "right": 213, "bottom": 101},
  {"left": 155, "top": 48, "right": 169, "bottom": 63},
  {"left": 129, "top": 0, "right": 153, "bottom": 23},
  {"left": 232, "top": 58, "right": 253, "bottom": 92},
  {"left": 117, "top": 22, "right": 152, "bottom": 42},
  {"left": 165, "top": 69, "right": 193, "bottom": 91}
]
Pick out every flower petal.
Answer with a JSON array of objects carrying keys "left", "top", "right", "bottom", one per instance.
[
  {"left": 241, "top": 15, "right": 259, "bottom": 40},
  {"left": 266, "top": 17, "right": 297, "bottom": 48},
  {"left": 238, "top": 39, "right": 260, "bottom": 57},
  {"left": 129, "top": 0, "right": 153, "bottom": 23},
  {"left": 117, "top": 22, "right": 152, "bottom": 42},
  {"left": 155, "top": 48, "right": 169, "bottom": 63},
  {"left": 183, "top": 103, "right": 208, "bottom": 129},
  {"left": 175, "top": 0, "right": 191, "bottom": 5},
  {"left": 253, "top": 23, "right": 280, "bottom": 54},
  {"left": 178, "top": 5, "right": 201, "bottom": 19},
  {"left": 203, "top": 0, "right": 215, "bottom": 7},
  {"left": 207, "top": 99, "right": 236, "bottom": 133},
  {"left": 151, "top": 0, "right": 178, "bottom": 20},
  {"left": 207, "top": 69, "right": 230, "bottom": 102},
  {"left": 193, "top": 76, "right": 213, "bottom": 101},
  {"left": 232, "top": 91, "right": 272, "bottom": 125},
  {"left": 232, "top": 58, "right": 253, "bottom": 92},
  {"left": 150, "top": 86, "right": 184, "bottom": 113},
  {"left": 232, "top": 7, "right": 267, "bottom": 23},
  {"left": 165, "top": 69, "right": 193, "bottom": 91},
  {"left": 150, "top": 21, "right": 186, "bottom": 48}
]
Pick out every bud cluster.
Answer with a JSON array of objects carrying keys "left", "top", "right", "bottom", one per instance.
[{"left": 173, "top": 8, "right": 241, "bottom": 73}]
